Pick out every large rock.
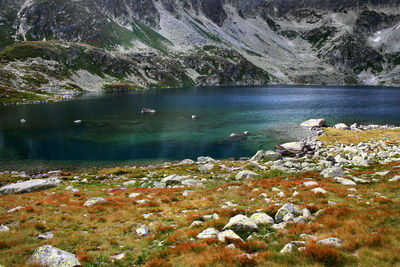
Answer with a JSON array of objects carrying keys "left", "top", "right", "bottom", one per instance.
[
  {"left": 251, "top": 150, "right": 282, "bottom": 161},
  {"left": 0, "top": 178, "right": 60, "bottom": 196},
  {"left": 250, "top": 213, "right": 274, "bottom": 226},
  {"left": 27, "top": 245, "right": 80, "bottom": 267},
  {"left": 275, "top": 203, "right": 302, "bottom": 223},
  {"left": 321, "top": 167, "right": 344, "bottom": 178},
  {"left": 83, "top": 197, "right": 106, "bottom": 207},
  {"left": 334, "top": 177, "right": 356, "bottom": 185},
  {"left": 197, "top": 228, "right": 219, "bottom": 239},
  {"left": 335, "top": 123, "right": 350, "bottom": 130},
  {"left": 223, "top": 214, "right": 259, "bottom": 233},
  {"left": 198, "top": 163, "right": 215, "bottom": 173},
  {"left": 352, "top": 156, "right": 372, "bottom": 166},
  {"left": 0, "top": 225, "right": 10, "bottom": 232},
  {"left": 278, "top": 142, "right": 304, "bottom": 152},
  {"left": 235, "top": 170, "right": 258, "bottom": 180},
  {"left": 217, "top": 230, "right": 243, "bottom": 242},
  {"left": 301, "top": 118, "right": 326, "bottom": 127}
]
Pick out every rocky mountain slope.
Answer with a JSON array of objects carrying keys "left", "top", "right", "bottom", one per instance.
[{"left": 1, "top": 0, "right": 400, "bottom": 103}]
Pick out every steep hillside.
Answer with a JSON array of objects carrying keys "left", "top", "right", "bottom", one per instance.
[{"left": 0, "top": 0, "right": 400, "bottom": 103}]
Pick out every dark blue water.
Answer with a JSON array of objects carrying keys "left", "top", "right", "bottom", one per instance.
[{"left": 0, "top": 85, "right": 399, "bottom": 169}]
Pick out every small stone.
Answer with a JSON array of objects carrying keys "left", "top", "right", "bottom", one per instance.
[
  {"left": 318, "top": 237, "right": 343, "bottom": 247},
  {"left": 84, "top": 197, "right": 106, "bottom": 207},
  {"left": 311, "top": 187, "right": 327, "bottom": 194},
  {"left": 303, "top": 181, "right": 318, "bottom": 187},
  {"left": 111, "top": 253, "right": 126, "bottom": 260},
  {"left": 334, "top": 177, "right": 357, "bottom": 185},
  {"left": 0, "top": 225, "right": 10, "bottom": 233},
  {"left": 38, "top": 231, "right": 54, "bottom": 240},
  {"left": 8, "top": 206, "right": 24, "bottom": 213},
  {"left": 388, "top": 176, "right": 400, "bottom": 182},
  {"left": 136, "top": 225, "right": 149, "bottom": 237},
  {"left": 235, "top": 170, "right": 258, "bottom": 180},
  {"left": 129, "top": 193, "right": 141, "bottom": 198},
  {"left": 190, "top": 221, "right": 204, "bottom": 228},
  {"left": 280, "top": 243, "right": 294, "bottom": 254}
]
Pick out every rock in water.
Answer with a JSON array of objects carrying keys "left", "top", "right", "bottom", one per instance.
[
  {"left": 223, "top": 214, "right": 259, "bottom": 233},
  {"left": 300, "top": 118, "right": 326, "bottom": 127},
  {"left": 27, "top": 245, "right": 80, "bottom": 267},
  {"left": 0, "top": 179, "right": 60, "bottom": 196}
]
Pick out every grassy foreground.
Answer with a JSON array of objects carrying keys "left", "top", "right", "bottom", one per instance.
[{"left": 0, "top": 129, "right": 399, "bottom": 266}]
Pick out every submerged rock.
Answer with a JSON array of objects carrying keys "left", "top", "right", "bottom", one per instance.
[
  {"left": 27, "top": 245, "right": 80, "bottom": 267},
  {"left": 0, "top": 178, "right": 60, "bottom": 196}
]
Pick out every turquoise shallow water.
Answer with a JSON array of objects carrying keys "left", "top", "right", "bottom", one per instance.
[{"left": 0, "top": 85, "right": 400, "bottom": 170}]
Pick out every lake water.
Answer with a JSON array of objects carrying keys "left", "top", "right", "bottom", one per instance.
[{"left": 1, "top": 85, "right": 400, "bottom": 170}]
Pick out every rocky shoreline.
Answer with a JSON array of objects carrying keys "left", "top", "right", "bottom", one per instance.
[{"left": 0, "top": 120, "right": 399, "bottom": 266}]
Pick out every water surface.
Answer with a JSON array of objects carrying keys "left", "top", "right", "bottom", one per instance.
[{"left": 1, "top": 85, "right": 400, "bottom": 170}]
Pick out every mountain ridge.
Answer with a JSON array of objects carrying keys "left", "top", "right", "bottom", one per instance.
[{"left": 0, "top": 0, "right": 400, "bottom": 103}]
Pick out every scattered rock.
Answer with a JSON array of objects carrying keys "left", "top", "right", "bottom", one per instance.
[
  {"left": 129, "top": 193, "right": 141, "bottom": 198},
  {"left": 235, "top": 170, "right": 258, "bottom": 180},
  {"left": 136, "top": 225, "right": 150, "bottom": 237},
  {"left": 318, "top": 237, "right": 343, "bottom": 247},
  {"left": 223, "top": 214, "right": 259, "bottom": 233},
  {"left": 280, "top": 243, "right": 294, "bottom": 254},
  {"left": 111, "top": 253, "right": 126, "bottom": 260},
  {"left": 0, "top": 225, "right": 10, "bottom": 233},
  {"left": 250, "top": 213, "right": 274, "bottom": 226},
  {"left": 278, "top": 142, "right": 304, "bottom": 152},
  {"left": 190, "top": 221, "right": 204, "bottom": 228},
  {"left": 8, "top": 206, "right": 24, "bottom": 213},
  {"left": 251, "top": 150, "right": 282, "bottom": 161},
  {"left": 303, "top": 181, "right": 318, "bottom": 187},
  {"left": 334, "top": 177, "right": 357, "bottom": 185},
  {"left": 0, "top": 178, "right": 61, "bottom": 196},
  {"left": 217, "top": 230, "right": 243, "bottom": 242},
  {"left": 388, "top": 176, "right": 400, "bottom": 182},
  {"left": 321, "top": 167, "right": 344, "bottom": 178},
  {"left": 84, "top": 197, "right": 106, "bottom": 207},
  {"left": 180, "top": 159, "right": 195, "bottom": 164},
  {"left": 275, "top": 203, "right": 302, "bottom": 223},
  {"left": 197, "top": 228, "right": 219, "bottom": 239},
  {"left": 335, "top": 123, "right": 350, "bottom": 130},
  {"left": 27, "top": 245, "right": 80, "bottom": 267},
  {"left": 38, "top": 231, "right": 54, "bottom": 240},
  {"left": 198, "top": 163, "right": 215, "bottom": 173},
  {"left": 311, "top": 187, "right": 327, "bottom": 194}
]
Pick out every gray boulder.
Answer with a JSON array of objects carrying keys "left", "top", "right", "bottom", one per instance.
[
  {"left": 335, "top": 123, "right": 350, "bottom": 130},
  {"left": 321, "top": 167, "right": 344, "bottom": 178},
  {"left": 251, "top": 150, "right": 282, "bottom": 161},
  {"left": 84, "top": 197, "right": 106, "bottom": 207},
  {"left": 0, "top": 225, "right": 10, "bottom": 232},
  {"left": 197, "top": 228, "right": 219, "bottom": 239},
  {"left": 27, "top": 245, "right": 80, "bottom": 267},
  {"left": 0, "top": 178, "right": 60, "bottom": 196},
  {"left": 223, "top": 214, "right": 259, "bottom": 233},
  {"left": 318, "top": 237, "right": 343, "bottom": 247},
  {"left": 278, "top": 142, "right": 304, "bottom": 152},
  {"left": 235, "top": 170, "right": 258, "bottom": 180},
  {"left": 180, "top": 159, "right": 195, "bottom": 164},
  {"left": 275, "top": 203, "right": 302, "bottom": 223},
  {"left": 250, "top": 213, "right": 274, "bottom": 226},
  {"left": 301, "top": 118, "right": 326, "bottom": 127},
  {"left": 198, "top": 163, "right": 215, "bottom": 173}
]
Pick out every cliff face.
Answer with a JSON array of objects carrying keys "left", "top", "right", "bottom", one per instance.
[{"left": 1, "top": 0, "right": 400, "bottom": 94}]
